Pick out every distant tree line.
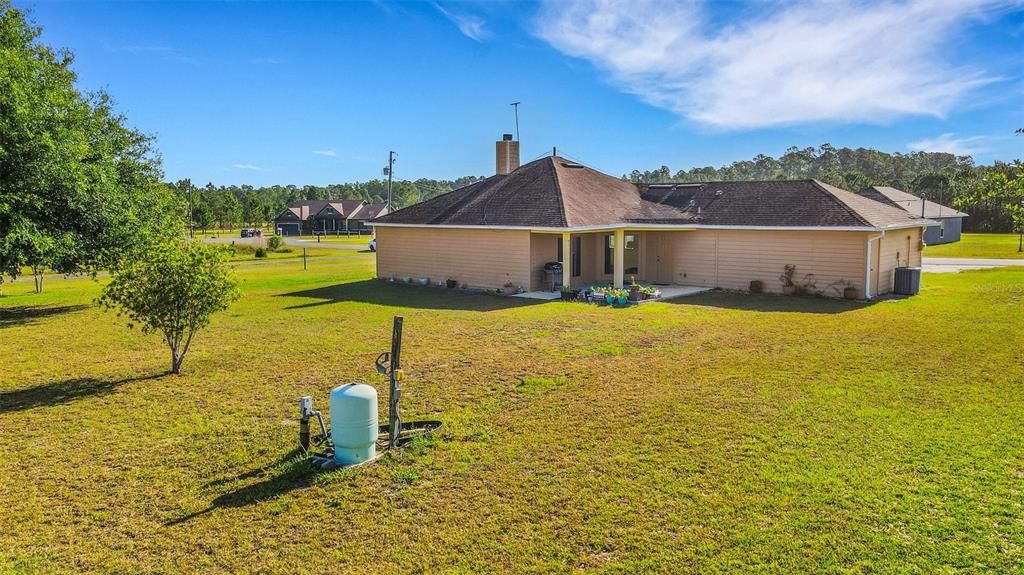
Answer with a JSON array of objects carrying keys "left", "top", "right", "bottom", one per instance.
[
  {"left": 173, "top": 144, "right": 1020, "bottom": 235},
  {"left": 169, "top": 175, "right": 485, "bottom": 231},
  {"left": 623, "top": 144, "right": 1018, "bottom": 233}
]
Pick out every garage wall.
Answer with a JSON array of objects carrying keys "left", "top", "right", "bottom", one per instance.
[
  {"left": 375, "top": 227, "right": 532, "bottom": 290},
  {"left": 875, "top": 227, "right": 922, "bottom": 295},
  {"left": 664, "top": 229, "right": 872, "bottom": 297}
]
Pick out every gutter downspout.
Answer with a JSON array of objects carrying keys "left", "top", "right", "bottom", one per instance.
[{"left": 865, "top": 230, "right": 885, "bottom": 299}]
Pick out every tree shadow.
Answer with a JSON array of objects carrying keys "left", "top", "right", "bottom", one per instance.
[
  {"left": 167, "top": 448, "right": 318, "bottom": 525},
  {"left": 669, "top": 290, "right": 880, "bottom": 314},
  {"left": 279, "top": 280, "right": 542, "bottom": 311},
  {"left": 0, "top": 304, "right": 89, "bottom": 329},
  {"left": 0, "top": 373, "right": 163, "bottom": 414}
]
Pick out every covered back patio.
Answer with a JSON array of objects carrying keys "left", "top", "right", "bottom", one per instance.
[{"left": 528, "top": 228, "right": 696, "bottom": 292}]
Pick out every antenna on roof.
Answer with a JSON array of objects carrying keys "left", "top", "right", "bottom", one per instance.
[
  {"left": 552, "top": 147, "right": 556, "bottom": 157},
  {"left": 510, "top": 102, "right": 520, "bottom": 142}
]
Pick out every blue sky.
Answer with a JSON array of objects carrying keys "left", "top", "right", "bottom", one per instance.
[{"left": 22, "top": 0, "right": 1024, "bottom": 186}]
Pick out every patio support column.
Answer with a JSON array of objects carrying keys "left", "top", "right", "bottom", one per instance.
[
  {"left": 613, "top": 228, "right": 625, "bottom": 289},
  {"left": 561, "top": 232, "right": 571, "bottom": 288}
]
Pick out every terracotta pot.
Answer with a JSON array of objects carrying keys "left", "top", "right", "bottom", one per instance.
[
  {"left": 843, "top": 286, "right": 859, "bottom": 300},
  {"left": 749, "top": 280, "right": 763, "bottom": 293},
  {"left": 782, "top": 285, "right": 796, "bottom": 296}
]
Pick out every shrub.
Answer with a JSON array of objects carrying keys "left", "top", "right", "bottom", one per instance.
[
  {"left": 267, "top": 235, "right": 284, "bottom": 251},
  {"left": 254, "top": 247, "right": 267, "bottom": 258},
  {"left": 98, "top": 239, "right": 239, "bottom": 374}
]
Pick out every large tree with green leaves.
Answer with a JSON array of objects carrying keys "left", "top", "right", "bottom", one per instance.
[
  {"left": 99, "top": 239, "right": 239, "bottom": 374},
  {"left": 0, "top": 1, "right": 181, "bottom": 292}
]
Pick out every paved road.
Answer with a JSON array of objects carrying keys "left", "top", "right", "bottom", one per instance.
[
  {"left": 200, "top": 236, "right": 370, "bottom": 251},
  {"left": 922, "top": 257, "right": 1023, "bottom": 273}
]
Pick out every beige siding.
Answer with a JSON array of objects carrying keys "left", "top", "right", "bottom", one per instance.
[
  {"left": 874, "top": 227, "right": 922, "bottom": 295},
  {"left": 662, "top": 230, "right": 871, "bottom": 297},
  {"left": 529, "top": 234, "right": 560, "bottom": 291},
  {"left": 375, "top": 227, "right": 531, "bottom": 290}
]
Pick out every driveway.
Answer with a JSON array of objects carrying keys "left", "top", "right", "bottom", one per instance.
[{"left": 922, "top": 257, "right": 1022, "bottom": 273}]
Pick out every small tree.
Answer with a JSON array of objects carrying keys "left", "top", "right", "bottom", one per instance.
[{"left": 99, "top": 240, "right": 239, "bottom": 374}]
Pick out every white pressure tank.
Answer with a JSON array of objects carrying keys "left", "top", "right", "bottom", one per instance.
[{"left": 329, "top": 383, "right": 378, "bottom": 466}]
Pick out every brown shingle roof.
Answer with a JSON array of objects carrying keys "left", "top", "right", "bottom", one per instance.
[
  {"left": 354, "top": 202, "right": 389, "bottom": 220},
  {"left": 858, "top": 186, "right": 968, "bottom": 219},
  {"left": 375, "top": 156, "right": 930, "bottom": 230}
]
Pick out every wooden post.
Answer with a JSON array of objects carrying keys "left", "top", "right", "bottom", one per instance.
[
  {"left": 388, "top": 316, "right": 403, "bottom": 448},
  {"left": 613, "top": 229, "right": 625, "bottom": 289},
  {"left": 303, "top": 248, "right": 307, "bottom": 270}
]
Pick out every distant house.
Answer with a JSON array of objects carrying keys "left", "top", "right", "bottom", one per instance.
[
  {"left": 370, "top": 135, "right": 934, "bottom": 299},
  {"left": 858, "top": 186, "right": 967, "bottom": 245},
  {"left": 313, "top": 200, "right": 368, "bottom": 233},
  {"left": 273, "top": 200, "right": 390, "bottom": 236},
  {"left": 273, "top": 200, "right": 330, "bottom": 236}
]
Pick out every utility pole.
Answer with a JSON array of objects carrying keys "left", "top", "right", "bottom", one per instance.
[
  {"left": 384, "top": 151, "right": 395, "bottom": 211},
  {"left": 511, "top": 102, "right": 520, "bottom": 141}
]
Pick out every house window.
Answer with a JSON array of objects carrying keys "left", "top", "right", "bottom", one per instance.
[
  {"left": 556, "top": 237, "right": 563, "bottom": 262},
  {"left": 572, "top": 236, "right": 581, "bottom": 277},
  {"left": 603, "top": 233, "right": 638, "bottom": 274},
  {"left": 604, "top": 234, "right": 614, "bottom": 274}
]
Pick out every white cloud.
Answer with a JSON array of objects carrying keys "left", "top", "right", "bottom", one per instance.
[
  {"left": 536, "top": 0, "right": 1009, "bottom": 129},
  {"left": 232, "top": 164, "right": 267, "bottom": 171},
  {"left": 312, "top": 150, "right": 337, "bottom": 157},
  {"left": 907, "top": 133, "right": 988, "bottom": 156},
  {"left": 433, "top": 2, "right": 489, "bottom": 41}
]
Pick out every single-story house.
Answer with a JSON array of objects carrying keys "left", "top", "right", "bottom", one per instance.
[
  {"left": 274, "top": 200, "right": 390, "bottom": 236},
  {"left": 857, "top": 186, "right": 967, "bottom": 245},
  {"left": 274, "top": 200, "right": 330, "bottom": 236},
  {"left": 371, "top": 139, "right": 933, "bottom": 299},
  {"left": 312, "top": 200, "right": 369, "bottom": 233}
]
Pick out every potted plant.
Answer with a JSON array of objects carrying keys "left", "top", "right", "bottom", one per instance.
[
  {"left": 749, "top": 280, "right": 763, "bottom": 293},
  {"left": 830, "top": 279, "right": 859, "bottom": 300},
  {"left": 615, "top": 289, "right": 629, "bottom": 306},
  {"left": 446, "top": 278, "right": 458, "bottom": 289},
  {"left": 779, "top": 265, "right": 797, "bottom": 295},
  {"left": 560, "top": 286, "right": 580, "bottom": 301},
  {"left": 503, "top": 281, "right": 516, "bottom": 294}
]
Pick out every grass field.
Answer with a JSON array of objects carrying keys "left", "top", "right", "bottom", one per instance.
[
  {"left": 1, "top": 253, "right": 1022, "bottom": 573},
  {"left": 924, "top": 233, "right": 1024, "bottom": 259}
]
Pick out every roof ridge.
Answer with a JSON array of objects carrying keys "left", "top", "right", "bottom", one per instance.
[
  {"left": 549, "top": 157, "right": 570, "bottom": 227},
  {"left": 809, "top": 180, "right": 872, "bottom": 227}
]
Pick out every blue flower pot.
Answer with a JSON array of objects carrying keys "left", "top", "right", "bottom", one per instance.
[
  {"left": 617, "top": 296, "right": 628, "bottom": 305},
  {"left": 605, "top": 294, "right": 615, "bottom": 304}
]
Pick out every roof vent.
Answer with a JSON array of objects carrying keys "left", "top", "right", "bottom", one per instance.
[
  {"left": 560, "top": 162, "right": 584, "bottom": 169},
  {"left": 715, "top": 189, "right": 724, "bottom": 196}
]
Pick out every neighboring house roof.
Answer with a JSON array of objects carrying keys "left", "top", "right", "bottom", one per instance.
[
  {"left": 353, "top": 202, "right": 389, "bottom": 220},
  {"left": 316, "top": 200, "right": 367, "bottom": 219},
  {"left": 374, "top": 156, "right": 929, "bottom": 231},
  {"left": 858, "top": 186, "right": 968, "bottom": 219},
  {"left": 275, "top": 200, "right": 332, "bottom": 222}
]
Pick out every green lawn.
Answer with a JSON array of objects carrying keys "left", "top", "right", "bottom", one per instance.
[
  {"left": 925, "top": 232, "right": 1024, "bottom": 259},
  {"left": 2, "top": 254, "right": 1023, "bottom": 573}
]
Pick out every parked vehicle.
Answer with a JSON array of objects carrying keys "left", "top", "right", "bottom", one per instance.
[
  {"left": 240, "top": 228, "right": 262, "bottom": 238},
  {"left": 368, "top": 238, "right": 377, "bottom": 252}
]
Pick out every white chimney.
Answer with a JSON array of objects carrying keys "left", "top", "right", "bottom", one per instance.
[{"left": 496, "top": 134, "right": 520, "bottom": 175}]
